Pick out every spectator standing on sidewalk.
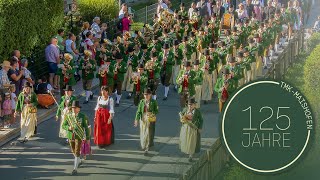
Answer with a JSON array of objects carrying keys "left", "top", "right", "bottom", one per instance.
[
  {"left": 65, "top": 33, "right": 79, "bottom": 60},
  {"left": 20, "top": 58, "right": 34, "bottom": 88},
  {"left": 10, "top": 50, "right": 22, "bottom": 70},
  {"left": 119, "top": 3, "right": 128, "bottom": 19},
  {"left": 45, "top": 38, "right": 61, "bottom": 92},
  {"left": 121, "top": 12, "right": 133, "bottom": 34},
  {"left": 55, "top": 29, "right": 65, "bottom": 54},
  {"left": 91, "top": 17, "right": 102, "bottom": 39},
  {"left": 8, "top": 59, "right": 24, "bottom": 95}
]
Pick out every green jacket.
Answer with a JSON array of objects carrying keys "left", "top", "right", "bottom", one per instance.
[
  {"left": 96, "top": 64, "right": 115, "bottom": 87},
  {"left": 214, "top": 77, "right": 237, "bottom": 99},
  {"left": 110, "top": 60, "right": 128, "bottom": 82},
  {"left": 173, "top": 47, "right": 183, "bottom": 66},
  {"left": 131, "top": 72, "right": 148, "bottom": 93},
  {"left": 225, "top": 64, "right": 243, "bottom": 88},
  {"left": 158, "top": 51, "right": 175, "bottom": 73},
  {"left": 79, "top": 58, "right": 97, "bottom": 80},
  {"left": 62, "top": 112, "right": 90, "bottom": 140},
  {"left": 146, "top": 60, "right": 161, "bottom": 79},
  {"left": 16, "top": 92, "right": 38, "bottom": 112},
  {"left": 176, "top": 69, "right": 196, "bottom": 97},
  {"left": 124, "top": 53, "right": 139, "bottom": 71},
  {"left": 56, "top": 60, "right": 77, "bottom": 86},
  {"left": 194, "top": 69, "right": 204, "bottom": 85},
  {"left": 180, "top": 108, "right": 203, "bottom": 129},
  {"left": 56, "top": 95, "right": 77, "bottom": 117},
  {"left": 179, "top": 43, "right": 193, "bottom": 59},
  {"left": 135, "top": 99, "right": 159, "bottom": 121},
  {"left": 200, "top": 56, "right": 215, "bottom": 74}
]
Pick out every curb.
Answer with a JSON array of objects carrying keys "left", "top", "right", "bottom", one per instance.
[{"left": 0, "top": 83, "right": 99, "bottom": 147}]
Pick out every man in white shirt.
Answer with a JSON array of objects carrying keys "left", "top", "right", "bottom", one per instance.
[
  {"left": 119, "top": 3, "right": 127, "bottom": 19},
  {"left": 91, "top": 17, "right": 102, "bottom": 39},
  {"left": 207, "top": 0, "right": 213, "bottom": 16},
  {"left": 188, "top": 2, "right": 198, "bottom": 19}
]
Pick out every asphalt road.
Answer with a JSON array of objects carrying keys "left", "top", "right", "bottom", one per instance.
[{"left": 0, "top": 85, "right": 219, "bottom": 180}]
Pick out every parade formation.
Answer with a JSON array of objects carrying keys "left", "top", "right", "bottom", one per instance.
[{"left": 6, "top": 0, "right": 308, "bottom": 175}]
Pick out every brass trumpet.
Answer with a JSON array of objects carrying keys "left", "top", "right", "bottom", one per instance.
[{"left": 131, "top": 72, "right": 140, "bottom": 84}]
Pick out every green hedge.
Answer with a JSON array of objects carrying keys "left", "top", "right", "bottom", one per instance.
[
  {"left": 77, "top": 0, "right": 119, "bottom": 22},
  {"left": 0, "top": 0, "right": 64, "bottom": 78},
  {"left": 304, "top": 44, "right": 320, "bottom": 110},
  {"left": 130, "top": 22, "right": 144, "bottom": 32},
  {"left": 306, "top": 32, "right": 320, "bottom": 52}
]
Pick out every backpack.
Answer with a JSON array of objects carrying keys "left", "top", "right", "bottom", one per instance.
[{"left": 117, "top": 18, "right": 123, "bottom": 30}]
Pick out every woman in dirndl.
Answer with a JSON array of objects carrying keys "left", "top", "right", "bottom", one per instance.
[
  {"left": 94, "top": 86, "right": 115, "bottom": 148},
  {"left": 179, "top": 98, "right": 203, "bottom": 162},
  {"left": 134, "top": 88, "right": 159, "bottom": 155},
  {"left": 14, "top": 82, "right": 38, "bottom": 143}
]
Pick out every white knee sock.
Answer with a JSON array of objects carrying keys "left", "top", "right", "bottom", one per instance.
[
  {"left": 128, "top": 92, "right": 132, "bottom": 96},
  {"left": 74, "top": 156, "right": 78, "bottom": 170},
  {"left": 152, "top": 95, "right": 157, "bottom": 100},
  {"left": 116, "top": 94, "right": 122, "bottom": 103},
  {"left": 85, "top": 91, "right": 90, "bottom": 101},
  {"left": 164, "top": 86, "right": 169, "bottom": 97}
]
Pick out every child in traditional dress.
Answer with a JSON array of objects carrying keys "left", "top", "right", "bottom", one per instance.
[
  {"left": 2, "top": 93, "right": 12, "bottom": 128},
  {"left": 10, "top": 86, "right": 17, "bottom": 126}
]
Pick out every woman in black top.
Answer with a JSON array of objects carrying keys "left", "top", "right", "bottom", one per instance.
[{"left": 8, "top": 59, "right": 24, "bottom": 95}]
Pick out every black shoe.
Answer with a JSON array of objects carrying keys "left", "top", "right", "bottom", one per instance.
[
  {"left": 83, "top": 101, "right": 89, "bottom": 104},
  {"left": 71, "top": 169, "right": 77, "bottom": 175},
  {"left": 204, "top": 101, "right": 207, "bottom": 105},
  {"left": 188, "top": 157, "right": 193, "bottom": 162},
  {"left": 90, "top": 93, "right": 94, "bottom": 100},
  {"left": 126, "top": 95, "right": 132, "bottom": 99},
  {"left": 163, "top": 97, "right": 167, "bottom": 101},
  {"left": 115, "top": 103, "right": 120, "bottom": 107}
]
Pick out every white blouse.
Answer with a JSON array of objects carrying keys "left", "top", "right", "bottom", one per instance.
[{"left": 95, "top": 96, "right": 115, "bottom": 114}]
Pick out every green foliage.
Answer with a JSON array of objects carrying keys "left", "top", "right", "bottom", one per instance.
[
  {"left": 0, "top": 0, "right": 64, "bottom": 78},
  {"left": 304, "top": 44, "right": 320, "bottom": 110},
  {"left": 130, "top": 22, "right": 144, "bottom": 32},
  {"left": 77, "top": 0, "right": 119, "bottom": 22},
  {"left": 306, "top": 32, "right": 320, "bottom": 53}
]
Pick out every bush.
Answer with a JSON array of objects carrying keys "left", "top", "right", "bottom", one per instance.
[
  {"left": 0, "top": 0, "right": 64, "bottom": 78},
  {"left": 77, "top": 0, "right": 119, "bottom": 22},
  {"left": 304, "top": 44, "right": 320, "bottom": 110},
  {"left": 306, "top": 32, "right": 320, "bottom": 52},
  {"left": 130, "top": 22, "right": 144, "bottom": 32}
]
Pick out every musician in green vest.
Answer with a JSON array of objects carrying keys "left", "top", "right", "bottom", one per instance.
[
  {"left": 179, "top": 97, "right": 203, "bottom": 162},
  {"left": 159, "top": 43, "right": 174, "bottom": 101},
  {"left": 179, "top": 36, "right": 193, "bottom": 61},
  {"left": 54, "top": 86, "right": 77, "bottom": 140},
  {"left": 176, "top": 61, "right": 196, "bottom": 108},
  {"left": 214, "top": 68, "right": 236, "bottom": 112},
  {"left": 131, "top": 64, "right": 148, "bottom": 106},
  {"left": 134, "top": 88, "right": 159, "bottom": 155},
  {"left": 225, "top": 57, "right": 242, "bottom": 88},
  {"left": 124, "top": 46, "right": 139, "bottom": 99},
  {"left": 62, "top": 101, "right": 90, "bottom": 175},
  {"left": 79, "top": 50, "right": 96, "bottom": 104},
  {"left": 56, "top": 53, "right": 76, "bottom": 96},
  {"left": 111, "top": 52, "right": 128, "bottom": 107},
  {"left": 172, "top": 40, "right": 183, "bottom": 91},
  {"left": 193, "top": 60, "right": 203, "bottom": 108}
]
